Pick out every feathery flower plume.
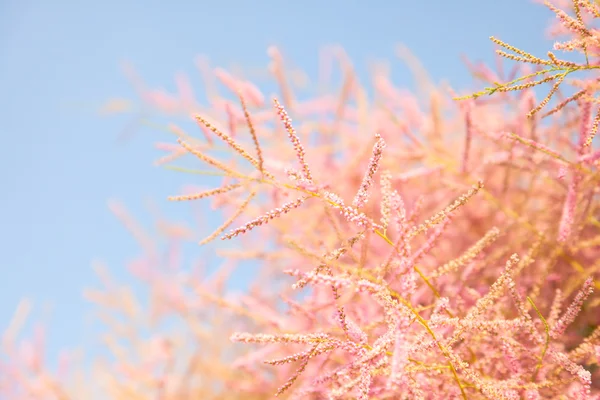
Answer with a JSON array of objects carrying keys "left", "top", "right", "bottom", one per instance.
[
  {"left": 352, "top": 133, "right": 386, "bottom": 209},
  {"left": 274, "top": 98, "right": 313, "bottom": 182}
]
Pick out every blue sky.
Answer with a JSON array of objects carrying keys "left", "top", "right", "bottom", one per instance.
[{"left": 0, "top": 0, "right": 555, "bottom": 365}]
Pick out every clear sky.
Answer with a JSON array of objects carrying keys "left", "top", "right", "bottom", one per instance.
[{"left": 0, "top": 0, "right": 555, "bottom": 365}]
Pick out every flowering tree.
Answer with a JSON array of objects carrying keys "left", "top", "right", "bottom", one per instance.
[{"left": 2, "top": 0, "right": 600, "bottom": 399}]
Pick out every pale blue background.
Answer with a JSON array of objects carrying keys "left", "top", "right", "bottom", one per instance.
[{"left": 1, "top": 0, "right": 554, "bottom": 366}]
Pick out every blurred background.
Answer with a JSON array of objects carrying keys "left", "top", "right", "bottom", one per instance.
[{"left": 0, "top": 0, "right": 553, "bottom": 367}]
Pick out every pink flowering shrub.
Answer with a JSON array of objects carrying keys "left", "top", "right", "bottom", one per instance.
[{"left": 3, "top": 0, "right": 600, "bottom": 398}]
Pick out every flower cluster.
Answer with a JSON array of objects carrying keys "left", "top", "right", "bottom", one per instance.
[{"left": 2, "top": 1, "right": 600, "bottom": 399}]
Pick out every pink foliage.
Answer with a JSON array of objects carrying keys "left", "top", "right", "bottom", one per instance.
[{"left": 3, "top": 1, "right": 600, "bottom": 399}]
